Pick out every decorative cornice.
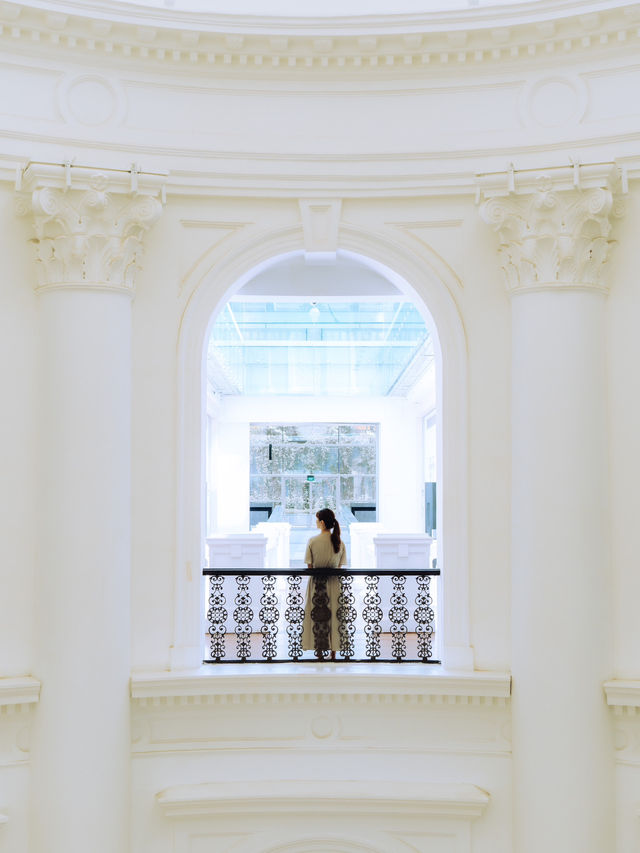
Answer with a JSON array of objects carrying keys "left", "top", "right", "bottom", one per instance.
[
  {"left": 131, "top": 667, "right": 512, "bottom": 707},
  {"left": 156, "top": 779, "right": 490, "bottom": 820},
  {"left": 605, "top": 679, "right": 640, "bottom": 715},
  {"left": 0, "top": 676, "right": 41, "bottom": 711},
  {"left": 479, "top": 165, "right": 621, "bottom": 293},
  {"left": 16, "top": 162, "right": 165, "bottom": 293},
  {"left": 1, "top": 1, "right": 640, "bottom": 74}
]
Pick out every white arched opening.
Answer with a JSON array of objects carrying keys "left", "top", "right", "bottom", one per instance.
[{"left": 172, "top": 225, "right": 472, "bottom": 671}]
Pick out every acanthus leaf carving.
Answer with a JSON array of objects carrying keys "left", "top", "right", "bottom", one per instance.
[
  {"left": 480, "top": 178, "right": 620, "bottom": 293},
  {"left": 17, "top": 173, "right": 163, "bottom": 293}
]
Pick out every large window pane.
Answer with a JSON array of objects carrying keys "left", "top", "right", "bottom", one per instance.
[
  {"left": 250, "top": 476, "right": 282, "bottom": 503},
  {"left": 250, "top": 422, "right": 378, "bottom": 520}
]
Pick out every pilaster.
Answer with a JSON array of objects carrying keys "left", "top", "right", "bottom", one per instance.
[
  {"left": 20, "top": 163, "right": 163, "bottom": 853},
  {"left": 480, "top": 168, "right": 618, "bottom": 853}
]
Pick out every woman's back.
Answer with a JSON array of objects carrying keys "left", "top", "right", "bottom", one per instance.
[{"left": 305, "top": 533, "right": 346, "bottom": 569}]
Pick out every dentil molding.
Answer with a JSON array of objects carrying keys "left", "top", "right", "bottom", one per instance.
[
  {"left": 2, "top": 1, "right": 640, "bottom": 74},
  {"left": 16, "top": 162, "right": 166, "bottom": 294},
  {"left": 479, "top": 164, "right": 621, "bottom": 293},
  {"left": 131, "top": 667, "right": 511, "bottom": 707}
]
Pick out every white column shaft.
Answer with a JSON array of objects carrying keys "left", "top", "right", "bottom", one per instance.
[
  {"left": 511, "top": 288, "right": 613, "bottom": 852},
  {"left": 32, "top": 288, "right": 131, "bottom": 853}
]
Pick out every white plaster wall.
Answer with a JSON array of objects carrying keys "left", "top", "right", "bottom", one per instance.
[
  {"left": 608, "top": 187, "right": 640, "bottom": 681},
  {"left": 463, "top": 213, "right": 512, "bottom": 672},
  {"left": 130, "top": 207, "right": 183, "bottom": 671},
  {"left": 0, "top": 708, "right": 33, "bottom": 853},
  {"left": 130, "top": 692, "right": 512, "bottom": 853},
  {"left": 0, "top": 187, "right": 37, "bottom": 677}
]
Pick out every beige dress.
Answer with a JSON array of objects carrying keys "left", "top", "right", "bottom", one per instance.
[{"left": 301, "top": 533, "right": 347, "bottom": 652}]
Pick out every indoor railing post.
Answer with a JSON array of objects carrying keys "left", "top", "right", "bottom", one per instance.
[
  {"left": 234, "top": 574, "right": 253, "bottom": 661},
  {"left": 285, "top": 574, "right": 304, "bottom": 660},
  {"left": 363, "top": 574, "right": 382, "bottom": 661},
  {"left": 259, "top": 574, "right": 279, "bottom": 661}
]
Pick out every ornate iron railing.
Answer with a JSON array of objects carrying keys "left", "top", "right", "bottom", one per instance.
[{"left": 203, "top": 568, "right": 440, "bottom": 664}]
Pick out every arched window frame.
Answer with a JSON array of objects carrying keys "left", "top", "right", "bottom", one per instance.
[{"left": 171, "top": 225, "right": 473, "bottom": 671}]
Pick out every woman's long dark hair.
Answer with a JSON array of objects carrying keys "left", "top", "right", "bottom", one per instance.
[{"left": 316, "top": 508, "right": 341, "bottom": 554}]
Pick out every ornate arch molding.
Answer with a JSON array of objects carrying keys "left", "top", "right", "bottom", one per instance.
[{"left": 172, "top": 222, "right": 472, "bottom": 671}]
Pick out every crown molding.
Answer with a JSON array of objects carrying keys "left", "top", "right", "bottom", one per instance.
[
  {"left": 1, "top": 1, "right": 640, "bottom": 74},
  {"left": 2, "top": 156, "right": 640, "bottom": 201},
  {"left": 131, "top": 667, "right": 512, "bottom": 707},
  {"left": 2, "top": 156, "right": 640, "bottom": 200}
]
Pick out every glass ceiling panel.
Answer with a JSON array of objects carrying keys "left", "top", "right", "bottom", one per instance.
[
  {"left": 207, "top": 301, "right": 431, "bottom": 396},
  {"left": 129, "top": 0, "right": 535, "bottom": 14}
]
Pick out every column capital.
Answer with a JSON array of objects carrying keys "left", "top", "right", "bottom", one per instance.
[
  {"left": 479, "top": 170, "right": 622, "bottom": 294},
  {"left": 16, "top": 163, "right": 166, "bottom": 295}
]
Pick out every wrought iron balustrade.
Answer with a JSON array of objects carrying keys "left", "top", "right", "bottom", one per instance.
[{"left": 203, "top": 568, "right": 440, "bottom": 664}]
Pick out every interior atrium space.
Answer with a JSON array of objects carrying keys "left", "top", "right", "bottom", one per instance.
[
  {"left": 205, "top": 252, "right": 438, "bottom": 567},
  {"left": 3, "top": 0, "right": 640, "bottom": 852}
]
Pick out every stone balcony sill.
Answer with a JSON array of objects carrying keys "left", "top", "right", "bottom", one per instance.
[{"left": 131, "top": 665, "right": 511, "bottom": 707}]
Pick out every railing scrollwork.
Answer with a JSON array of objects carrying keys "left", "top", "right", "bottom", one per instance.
[{"left": 203, "top": 568, "right": 440, "bottom": 664}]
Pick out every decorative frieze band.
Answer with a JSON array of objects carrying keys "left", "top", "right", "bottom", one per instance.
[
  {"left": 1, "top": 0, "right": 640, "bottom": 73},
  {"left": 479, "top": 174, "right": 620, "bottom": 293},
  {"left": 16, "top": 163, "right": 165, "bottom": 294}
]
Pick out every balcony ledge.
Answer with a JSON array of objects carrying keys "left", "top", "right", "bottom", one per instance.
[
  {"left": 604, "top": 679, "right": 640, "bottom": 715},
  {"left": 132, "top": 666, "right": 511, "bottom": 708},
  {"left": 157, "top": 779, "right": 489, "bottom": 820},
  {"left": 0, "top": 676, "right": 41, "bottom": 712}
]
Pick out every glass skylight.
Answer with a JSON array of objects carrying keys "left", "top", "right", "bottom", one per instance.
[
  {"left": 128, "top": 0, "right": 535, "bottom": 14},
  {"left": 207, "top": 300, "right": 431, "bottom": 397}
]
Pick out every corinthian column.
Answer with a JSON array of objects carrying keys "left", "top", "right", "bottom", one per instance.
[
  {"left": 481, "top": 173, "right": 618, "bottom": 853},
  {"left": 17, "top": 164, "right": 163, "bottom": 853}
]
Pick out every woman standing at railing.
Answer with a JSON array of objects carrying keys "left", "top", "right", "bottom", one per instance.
[{"left": 302, "top": 507, "right": 347, "bottom": 661}]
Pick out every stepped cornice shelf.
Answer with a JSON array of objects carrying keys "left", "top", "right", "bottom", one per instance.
[
  {"left": 156, "top": 779, "right": 490, "bottom": 819},
  {"left": 604, "top": 679, "right": 640, "bottom": 714},
  {"left": 131, "top": 666, "right": 512, "bottom": 707},
  {"left": 0, "top": 676, "right": 41, "bottom": 709}
]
